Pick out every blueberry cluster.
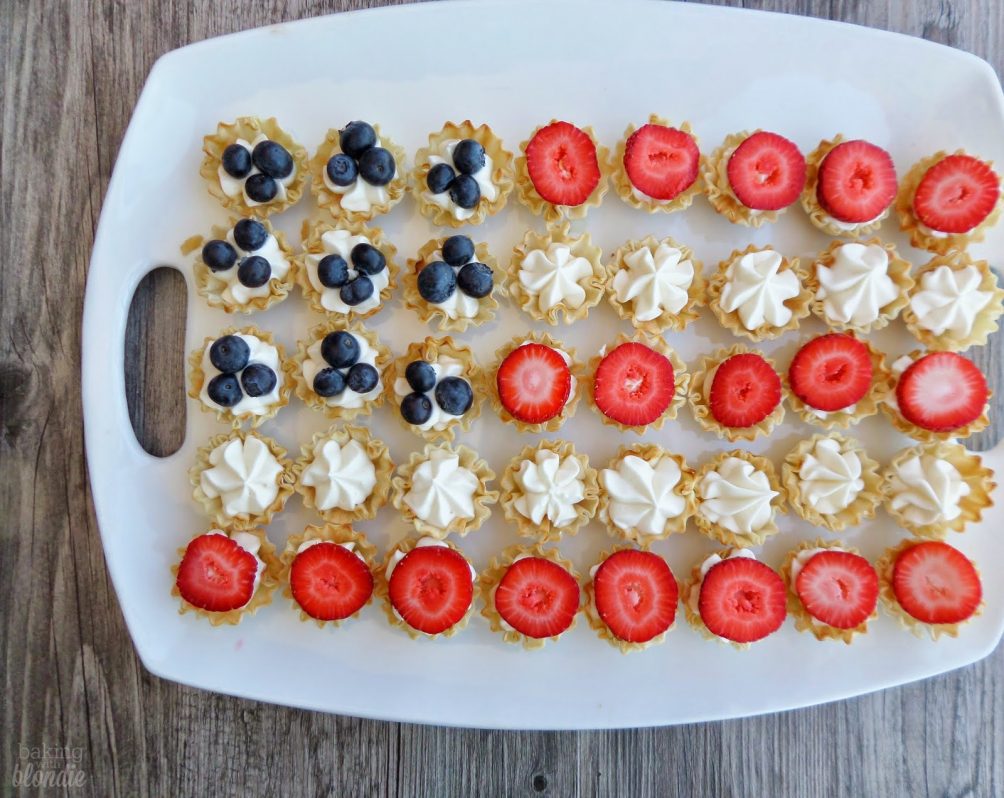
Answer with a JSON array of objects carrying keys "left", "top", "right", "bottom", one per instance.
[
  {"left": 316, "top": 241, "right": 387, "bottom": 307},
  {"left": 399, "top": 360, "right": 474, "bottom": 425},
  {"left": 417, "top": 235, "right": 494, "bottom": 304},
  {"left": 206, "top": 335, "right": 278, "bottom": 407},
  {"left": 312, "top": 331, "right": 380, "bottom": 398},
  {"left": 221, "top": 139, "right": 294, "bottom": 203},
  {"left": 326, "top": 121, "right": 396, "bottom": 190},
  {"left": 425, "top": 139, "right": 487, "bottom": 209},
  {"left": 202, "top": 219, "right": 276, "bottom": 289}
]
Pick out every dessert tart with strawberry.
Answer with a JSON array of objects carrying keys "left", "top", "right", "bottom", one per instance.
[
  {"left": 499, "top": 439, "right": 599, "bottom": 543},
  {"left": 280, "top": 524, "right": 377, "bottom": 627},
  {"left": 188, "top": 327, "right": 292, "bottom": 428},
  {"left": 703, "top": 129, "right": 806, "bottom": 227},
  {"left": 707, "top": 244, "right": 811, "bottom": 341},
  {"left": 200, "top": 116, "right": 308, "bottom": 217},
  {"left": 688, "top": 345, "right": 785, "bottom": 442},
  {"left": 309, "top": 121, "right": 407, "bottom": 223},
  {"left": 606, "top": 235, "right": 705, "bottom": 334},
  {"left": 391, "top": 443, "right": 497, "bottom": 539},
  {"left": 516, "top": 120, "right": 610, "bottom": 222},
  {"left": 781, "top": 434, "right": 882, "bottom": 533},
  {"left": 412, "top": 120, "right": 514, "bottom": 226},
  {"left": 877, "top": 539, "right": 983, "bottom": 639},
  {"left": 613, "top": 115, "right": 702, "bottom": 213},
  {"left": 509, "top": 222, "right": 605, "bottom": 325},
  {"left": 294, "top": 425, "right": 394, "bottom": 525},
  {"left": 881, "top": 442, "right": 994, "bottom": 540},
  {"left": 479, "top": 544, "right": 582, "bottom": 649},
  {"left": 895, "top": 150, "right": 1002, "bottom": 254},
  {"left": 694, "top": 450, "right": 785, "bottom": 548},
  {"left": 780, "top": 540, "right": 879, "bottom": 644},
  {"left": 172, "top": 528, "right": 280, "bottom": 626},
  {"left": 598, "top": 444, "right": 696, "bottom": 548},
  {"left": 404, "top": 234, "right": 501, "bottom": 332},
  {"left": 681, "top": 548, "right": 787, "bottom": 649},
  {"left": 585, "top": 548, "right": 679, "bottom": 653}
]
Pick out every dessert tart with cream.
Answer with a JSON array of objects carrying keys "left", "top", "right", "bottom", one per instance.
[
  {"left": 613, "top": 115, "right": 702, "bottom": 213},
  {"left": 694, "top": 450, "right": 785, "bottom": 548}
]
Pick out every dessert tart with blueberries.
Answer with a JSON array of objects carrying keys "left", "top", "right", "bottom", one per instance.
[
  {"left": 188, "top": 327, "right": 292, "bottom": 428},
  {"left": 287, "top": 321, "right": 390, "bottom": 421},
  {"left": 411, "top": 120, "right": 514, "bottom": 227},
  {"left": 309, "top": 120, "right": 408, "bottom": 223},
  {"left": 403, "top": 234, "right": 500, "bottom": 332},
  {"left": 200, "top": 116, "right": 308, "bottom": 217},
  {"left": 613, "top": 115, "right": 704, "bottom": 214}
]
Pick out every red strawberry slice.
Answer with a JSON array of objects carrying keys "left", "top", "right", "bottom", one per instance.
[
  {"left": 913, "top": 154, "right": 1001, "bottom": 234},
  {"left": 892, "top": 541, "right": 982, "bottom": 625},
  {"left": 593, "top": 341, "right": 675, "bottom": 427},
  {"left": 727, "top": 131, "right": 806, "bottom": 210},
  {"left": 817, "top": 139, "right": 898, "bottom": 223},
  {"left": 794, "top": 550, "right": 878, "bottom": 629},
  {"left": 176, "top": 533, "right": 258, "bottom": 613},
  {"left": 289, "top": 542, "right": 374, "bottom": 621},
  {"left": 708, "top": 352, "right": 781, "bottom": 428},
  {"left": 896, "top": 352, "right": 987, "bottom": 432},
  {"left": 388, "top": 546, "right": 474, "bottom": 635},
  {"left": 497, "top": 343, "right": 572, "bottom": 424},
  {"left": 788, "top": 333, "right": 873, "bottom": 412},
  {"left": 494, "top": 556, "right": 580, "bottom": 639},
  {"left": 593, "top": 550, "right": 678, "bottom": 643},
  {"left": 698, "top": 557, "right": 787, "bottom": 643},
  {"left": 525, "top": 121, "right": 601, "bottom": 206},
  {"left": 623, "top": 123, "right": 700, "bottom": 201}
]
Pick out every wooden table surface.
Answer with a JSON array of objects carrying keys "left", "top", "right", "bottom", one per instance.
[{"left": 4, "top": 0, "right": 1004, "bottom": 795}]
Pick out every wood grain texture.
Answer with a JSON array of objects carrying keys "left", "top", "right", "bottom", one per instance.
[{"left": 2, "top": 0, "right": 1002, "bottom": 796}]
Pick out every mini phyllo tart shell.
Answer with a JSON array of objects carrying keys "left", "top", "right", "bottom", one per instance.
[
  {"left": 801, "top": 134, "right": 890, "bottom": 238},
  {"left": 694, "top": 450, "right": 785, "bottom": 548},
  {"left": 613, "top": 115, "right": 703, "bottom": 214},
  {"left": 680, "top": 549, "right": 764, "bottom": 651}
]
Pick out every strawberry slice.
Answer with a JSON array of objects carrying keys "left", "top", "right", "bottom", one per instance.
[
  {"left": 623, "top": 123, "right": 700, "bottom": 201},
  {"left": 593, "top": 550, "right": 678, "bottom": 643},
  {"left": 896, "top": 352, "right": 987, "bottom": 432},
  {"left": 795, "top": 550, "right": 878, "bottom": 629},
  {"left": 708, "top": 352, "right": 781, "bottom": 428},
  {"left": 727, "top": 131, "right": 806, "bottom": 210},
  {"left": 593, "top": 341, "right": 675, "bottom": 427},
  {"left": 525, "top": 121, "right": 601, "bottom": 206},
  {"left": 176, "top": 533, "right": 258, "bottom": 613},
  {"left": 497, "top": 343, "right": 572, "bottom": 424},
  {"left": 817, "top": 139, "right": 898, "bottom": 223},
  {"left": 388, "top": 546, "right": 474, "bottom": 635},
  {"left": 788, "top": 333, "right": 873, "bottom": 412},
  {"left": 892, "top": 541, "right": 982, "bottom": 625},
  {"left": 913, "top": 154, "right": 1001, "bottom": 234},
  {"left": 289, "top": 542, "right": 374, "bottom": 621},
  {"left": 494, "top": 556, "right": 579, "bottom": 639},
  {"left": 698, "top": 557, "right": 787, "bottom": 643}
]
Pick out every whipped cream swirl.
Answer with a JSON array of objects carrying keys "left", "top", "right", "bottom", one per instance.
[
  {"left": 403, "top": 448, "right": 479, "bottom": 530},
  {"left": 601, "top": 454, "right": 686, "bottom": 537},
  {"left": 910, "top": 264, "right": 993, "bottom": 338},
  {"left": 797, "top": 438, "right": 865, "bottom": 514},
  {"left": 300, "top": 438, "right": 377, "bottom": 512},
  {"left": 612, "top": 243, "right": 695, "bottom": 321},
  {"left": 200, "top": 436, "right": 283, "bottom": 517},
  {"left": 697, "top": 457, "right": 778, "bottom": 534},
  {"left": 816, "top": 243, "right": 899, "bottom": 327},
  {"left": 512, "top": 448, "right": 586, "bottom": 527},
  {"left": 719, "top": 249, "right": 800, "bottom": 330},
  {"left": 888, "top": 453, "right": 970, "bottom": 526},
  {"left": 518, "top": 244, "right": 593, "bottom": 312}
]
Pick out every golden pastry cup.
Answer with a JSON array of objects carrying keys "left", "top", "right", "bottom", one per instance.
[
  {"left": 508, "top": 222, "right": 605, "bottom": 325},
  {"left": 881, "top": 442, "right": 995, "bottom": 539},
  {"left": 478, "top": 543, "right": 582, "bottom": 650},
  {"left": 895, "top": 150, "right": 1003, "bottom": 254},
  {"left": 499, "top": 439, "right": 599, "bottom": 544},
  {"left": 293, "top": 425, "right": 394, "bottom": 525},
  {"left": 903, "top": 252, "right": 1004, "bottom": 352},
  {"left": 171, "top": 528, "right": 281, "bottom": 626},
  {"left": 706, "top": 244, "right": 812, "bottom": 341},
  {"left": 411, "top": 120, "right": 515, "bottom": 227},
  {"left": 694, "top": 450, "right": 785, "bottom": 548},
  {"left": 688, "top": 345, "right": 786, "bottom": 442},
  {"left": 680, "top": 549, "right": 753, "bottom": 651},
  {"left": 187, "top": 326, "right": 293, "bottom": 429},
  {"left": 308, "top": 124, "right": 408, "bottom": 223},
  {"left": 605, "top": 235, "right": 706, "bottom": 334},
  {"left": 279, "top": 524, "right": 378, "bottom": 628},
  {"left": 613, "top": 115, "right": 703, "bottom": 214},
  {"left": 200, "top": 116, "right": 308, "bottom": 218}
]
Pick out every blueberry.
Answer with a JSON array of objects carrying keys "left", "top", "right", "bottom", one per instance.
[
  {"left": 457, "top": 262, "right": 493, "bottom": 298},
  {"left": 317, "top": 254, "right": 349, "bottom": 288},
  {"left": 245, "top": 173, "right": 278, "bottom": 203},
  {"left": 347, "top": 363, "right": 379, "bottom": 394},
  {"left": 351, "top": 243, "right": 386, "bottom": 276},
  {"left": 405, "top": 360, "right": 437, "bottom": 393},
  {"left": 358, "top": 147, "right": 395, "bottom": 186},
  {"left": 435, "top": 376, "right": 473, "bottom": 416},
  {"left": 339, "top": 121, "right": 377, "bottom": 158},
  {"left": 207, "top": 373, "right": 242, "bottom": 407},
  {"left": 233, "top": 219, "right": 269, "bottom": 252},
  {"left": 426, "top": 162, "right": 455, "bottom": 194},
  {"left": 209, "top": 335, "right": 250, "bottom": 373},
  {"left": 202, "top": 239, "right": 237, "bottom": 272},
  {"left": 221, "top": 144, "right": 251, "bottom": 178},
  {"left": 449, "top": 174, "right": 480, "bottom": 209},
  {"left": 241, "top": 363, "right": 277, "bottom": 397},
  {"left": 417, "top": 261, "right": 456, "bottom": 303},
  {"left": 320, "top": 331, "right": 360, "bottom": 368},
  {"left": 237, "top": 255, "right": 271, "bottom": 287},
  {"left": 401, "top": 392, "right": 433, "bottom": 425},
  {"left": 313, "top": 367, "right": 346, "bottom": 397},
  {"left": 251, "top": 140, "right": 293, "bottom": 179},
  {"left": 340, "top": 276, "right": 374, "bottom": 306},
  {"left": 442, "top": 235, "right": 475, "bottom": 267},
  {"left": 453, "top": 139, "right": 486, "bottom": 175},
  {"left": 325, "top": 153, "right": 358, "bottom": 187}
]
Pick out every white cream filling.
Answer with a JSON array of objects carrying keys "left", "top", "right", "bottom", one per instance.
[
  {"left": 217, "top": 134, "right": 295, "bottom": 207},
  {"left": 305, "top": 229, "right": 389, "bottom": 315},
  {"left": 300, "top": 438, "right": 377, "bottom": 512},
  {"left": 198, "top": 334, "right": 282, "bottom": 417},
  {"left": 424, "top": 139, "right": 498, "bottom": 221},
  {"left": 392, "top": 357, "right": 466, "bottom": 432},
  {"left": 301, "top": 334, "right": 382, "bottom": 410},
  {"left": 323, "top": 135, "right": 393, "bottom": 213}
]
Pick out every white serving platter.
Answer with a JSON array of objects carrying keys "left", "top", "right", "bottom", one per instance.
[{"left": 83, "top": 0, "right": 1004, "bottom": 729}]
